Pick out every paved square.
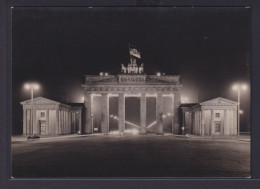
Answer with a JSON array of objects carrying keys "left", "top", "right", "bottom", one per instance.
[{"left": 12, "top": 135, "right": 250, "bottom": 178}]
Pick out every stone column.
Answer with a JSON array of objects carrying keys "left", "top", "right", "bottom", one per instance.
[
  {"left": 26, "top": 110, "right": 30, "bottom": 134},
  {"left": 30, "top": 109, "right": 33, "bottom": 135},
  {"left": 182, "top": 111, "right": 185, "bottom": 134},
  {"left": 224, "top": 109, "right": 228, "bottom": 135},
  {"left": 78, "top": 110, "right": 82, "bottom": 134},
  {"left": 173, "top": 92, "right": 181, "bottom": 134},
  {"left": 156, "top": 93, "right": 164, "bottom": 135},
  {"left": 140, "top": 93, "right": 147, "bottom": 134},
  {"left": 84, "top": 93, "right": 93, "bottom": 134},
  {"left": 46, "top": 109, "right": 49, "bottom": 135},
  {"left": 55, "top": 109, "right": 59, "bottom": 135},
  {"left": 171, "top": 95, "right": 174, "bottom": 133},
  {"left": 60, "top": 111, "right": 63, "bottom": 134},
  {"left": 59, "top": 110, "right": 61, "bottom": 135},
  {"left": 64, "top": 111, "right": 67, "bottom": 134},
  {"left": 66, "top": 111, "right": 70, "bottom": 134},
  {"left": 62, "top": 111, "right": 65, "bottom": 134},
  {"left": 220, "top": 110, "right": 224, "bottom": 135},
  {"left": 199, "top": 110, "right": 203, "bottom": 135},
  {"left": 33, "top": 108, "right": 37, "bottom": 135},
  {"left": 118, "top": 93, "right": 125, "bottom": 134},
  {"left": 23, "top": 109, "right": 27, "bottom": 135},
  {"left": 210, "top": 109, "right": 214, "bottom": 135},
  {"left": 68, "top": 111, "right": 72, "bottom": 134},
  {"left": 101, "top": 94, "right": 109, "bottom": 133}
]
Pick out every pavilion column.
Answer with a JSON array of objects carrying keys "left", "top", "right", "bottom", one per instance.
[
  {"left": 201, "top": 110, "right": 205, "bottom": 135},
  {"left": 173, "top": 92, "right": 181, "bottom": 134},
  {"left": 182, "top": 111, "right": 185, "bottom": 134},
  {"left": 26, "top": 110, "right": 30, "bottom": 134},
  {"left": 68, "top": 111, "right": 72, "bottom": 134},
  {"left": 84, "top": 93, "right": 93, "bottom": 134},
  {"left": 55, "top": 109, "right": 59, "bottom": 135},
  {"left": 46, "top": 109, "right": 49, "bottom": 135},
  {"left": 210, "top": 109, "right": 214, "bottom": 135},
  {"left": 140, "top": 93, "right": 147, "bottom": 134},
  {"left": 223, "top": 109, "right": 228, "bottom": 135},
  {"left": 33, "top": 108, "right": 37, "bottom": 135},
  {"left": 30, "top": 109, "right": 33, "bottom": 135},
  {"left": 78, "top": 110, "right": 82, "bottom": 134},
  {"left": 65, "top": 111, "right": 68, "bottom": 134},
  {"left": 64, "top": 111, "right": 67, "bottom": 134},
  {"left": 23, "top": 109, "right": 27, "bottom": 135},
  {"left": 61, "top": 111, "right": 64, "bottom": 134},
  {"left": 118, "top": 93, "right": 125, "bottom": 134},
  {"left": 30, "top": 108, "right": 33, "bottom": 134},
  {"left": 156, "top": 93, "right": 164, "bottom": 135},
  {"left": 101, "top": 94, "right": 109, "bottom": 133}
]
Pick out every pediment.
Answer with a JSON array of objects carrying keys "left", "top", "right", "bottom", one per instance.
[
  {"left": 200, "top": 97, "right": 238, "bottom": 106},
  {"left": 20, "top": 97, "right": 61, "bottom": 105}
]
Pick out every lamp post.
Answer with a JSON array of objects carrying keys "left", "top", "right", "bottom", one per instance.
[
  {"left": 24, "top": 83, "right": 39, "bottom": 135},
  {"left": 232, "top": 83, "right": 247, "bottom": 137}
]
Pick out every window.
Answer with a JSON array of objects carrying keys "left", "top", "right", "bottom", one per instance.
[
  {"left": 215, "top": 123, "right": 221, "bottom": 132},
  {"left": 40, "top": 112, "right": 45, "bottom": 117},
  {"left": 215, "top": 113, "right": 220, "bottom": 118}
]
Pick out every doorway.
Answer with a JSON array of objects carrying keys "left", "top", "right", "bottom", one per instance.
[{"left": 38, "top": 120, "right": 46, "bottom": 135}]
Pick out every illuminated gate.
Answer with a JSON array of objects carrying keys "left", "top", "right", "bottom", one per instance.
[{"left": 81, "top": 48, "right": 182, "bottom": 135}]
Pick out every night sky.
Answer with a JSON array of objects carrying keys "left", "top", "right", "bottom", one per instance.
[{"left": 12, "top": 7, "right": 251, "bottom": 134}]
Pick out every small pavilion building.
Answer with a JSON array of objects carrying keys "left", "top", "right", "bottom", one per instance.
[
  {"left": 180, "top": 97, "right": 238, "bottom": 136},
  {"left": 20, "top": 97, "right": 82, "bottom": 135}
]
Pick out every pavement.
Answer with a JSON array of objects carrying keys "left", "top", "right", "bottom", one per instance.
[
  {"left": 12, "top": 133, "right": 251, "bottom": 142},
  {"left": 12, "top": 134, "right": 250, "bottom": 178}
]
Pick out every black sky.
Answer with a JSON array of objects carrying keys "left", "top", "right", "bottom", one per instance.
[{"left": 12, "top": 7, "right": 251, "bottom": 134}]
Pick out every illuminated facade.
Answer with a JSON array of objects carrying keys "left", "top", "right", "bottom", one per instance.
[
  {"left": 81, "top": 74, "right": 182, "bottom": 135},
  {"left": 20, "top": 97, "right": 82, "bottom": 135},
  {"left": 180, "top": 98, "right": 238, "bottom": 136},
  {"left": 20, "top": 48, "right": 238, "bottom": 136}
]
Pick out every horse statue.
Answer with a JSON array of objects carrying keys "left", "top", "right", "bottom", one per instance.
[
  {"left": 121, "top": 64, "right": 127, "bottom": 73},
  {"left": 139, "top": 63, "right": 144, "bottom": 73}
]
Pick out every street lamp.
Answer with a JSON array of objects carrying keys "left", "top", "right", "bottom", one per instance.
[
  {"left": 24, "top": 83, "right": 40, "bottom": 135},
  {"left": 232, "top": 83, "right": 247, "bottom": 136}
]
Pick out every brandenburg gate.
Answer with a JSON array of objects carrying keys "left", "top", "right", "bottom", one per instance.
[{"left": 81, "top": 48, "right": 182, "bottom": 135}]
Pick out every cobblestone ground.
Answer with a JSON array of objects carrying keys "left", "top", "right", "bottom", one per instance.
[{"left": 12, "top": 135, "right": 250, "bottom": 178}]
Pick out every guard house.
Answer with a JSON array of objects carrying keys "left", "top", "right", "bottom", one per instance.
[
  {"left": 20, "top": 97, "right": 83, "bottom": 135},
  {"left": 81, "top": 47, "right": 182, "bottom": 135},
  {"left": 180, "top": 97, "right": 238, "bottom": 136}
]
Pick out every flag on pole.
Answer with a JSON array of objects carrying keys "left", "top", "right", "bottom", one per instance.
[{"left": 130, "top": 48, "right": 141, "bottom": 59}]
